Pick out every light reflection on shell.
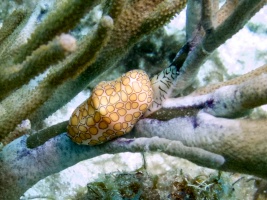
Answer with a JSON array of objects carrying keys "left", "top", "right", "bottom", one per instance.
[{"left": 67, "top": 70, "right": 153, "bottom": 145}]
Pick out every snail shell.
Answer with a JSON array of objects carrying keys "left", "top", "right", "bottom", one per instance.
[{"left": 67, "top": 70, "right": 153, "bottom": 145}]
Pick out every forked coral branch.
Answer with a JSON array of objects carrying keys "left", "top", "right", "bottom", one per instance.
[{"left": 0, "top": 0, "right": 266, "bottom": 199}]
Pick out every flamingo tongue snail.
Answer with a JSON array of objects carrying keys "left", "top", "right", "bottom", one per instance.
[
  {"left": 67, "top": 44, "right": 189, "bottom": 145},
  {"left": 67, "top": 70, "right": 153, "bottom": 145}
]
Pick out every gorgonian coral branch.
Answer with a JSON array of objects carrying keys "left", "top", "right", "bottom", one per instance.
[
  {"left": 0, "top": 9, "right": 28, "bottom": 45},
  {"left": 0, "top": 34, "right": 76, "bottom": 100},
  {"left": 173, "top": 0, "right": 265, "bottom": 96},
  {"left": 0, "top": 16, "right": 113, "bottom": 139},
  {"left": 0, "top": 131, "right": 223, "bottom": 199},
  {"left": 135, "top": 112, "right": 267, "bottom": 179},
  {"left": 151, "top": 69, "right": 267, "bottom": 119},
  {"left": 28, "top": 0, "right": 187, "bottom": 127}
]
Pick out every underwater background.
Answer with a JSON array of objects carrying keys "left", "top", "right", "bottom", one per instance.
[{"left": 0, "top": 0, "right": 266, "bottom": 199}]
